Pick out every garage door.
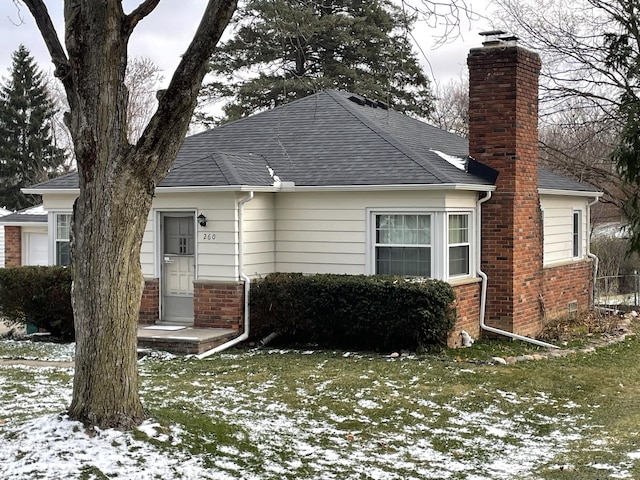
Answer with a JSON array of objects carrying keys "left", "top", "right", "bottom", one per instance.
[{"left": 25, "top": 233, "right": 49, "bottom": 266}]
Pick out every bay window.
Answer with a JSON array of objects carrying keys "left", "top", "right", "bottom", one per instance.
[{"left": 371, "top": 210, "right": 473, "bottom": 280}]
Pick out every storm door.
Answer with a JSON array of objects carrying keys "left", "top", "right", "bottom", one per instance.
[{"left": 161, "top": 213, "right": 195, "bottom": 324}]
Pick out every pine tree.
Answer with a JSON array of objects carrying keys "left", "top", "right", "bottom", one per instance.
[
  {"left": 198, "top": 0, "right": 433, "bottom": 124},
  {"left": 0, "top": 45, "right": 66, "bottom": 210}
]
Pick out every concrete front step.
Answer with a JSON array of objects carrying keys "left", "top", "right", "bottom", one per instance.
[{"left": 137, "top": 326, "right": 239, "bottom": 355}]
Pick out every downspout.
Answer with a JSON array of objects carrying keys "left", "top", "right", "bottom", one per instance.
[
  {"left": 476, "top": 191, "right": 559, "bottom": 349},
  {"left": 196, "top": 191, "right": 255, "bottom": 359},
  {"left": 587, "top": 196, "right": 600, "bottom": 307}
]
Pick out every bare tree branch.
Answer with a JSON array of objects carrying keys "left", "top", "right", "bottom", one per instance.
[
  {"left": 136, "top": 0, "right": 237, "bottom": 177},
  {"left": 20, "top": 0, "right": 70, "bottom": 84},
  {"left": 125, "top": 0, "right": 162, "bottom": 32}
]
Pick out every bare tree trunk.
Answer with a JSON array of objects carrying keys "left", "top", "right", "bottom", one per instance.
[
  {"left": 68, "top": 166, "right": 152, "bottom": 428},
  {"left": 23, "top": 0, "right": 237, "bottom": 430}
]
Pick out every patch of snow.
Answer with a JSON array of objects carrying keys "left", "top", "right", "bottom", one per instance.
[
  {"left": 1, "top": 343, "right": 632, "bottom": 480},
  {"left": 430, "top": 149, "right": 467, "bottom": 171},
  {"left": 266, "top": 165, "right": 281, "bottom": 187}
]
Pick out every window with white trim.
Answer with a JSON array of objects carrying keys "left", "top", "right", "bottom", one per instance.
[
  {"left": 55, "top": 213, "right": 72, "bottom": 266},
  {"left": 572, "top": 210, "right": 582, "bottom": 258},
  {"left": 375, "top": 214, "right": 431, "bottom": 276},
  {"left": 448, "top": 214, "right": 470, "bottom": 276}
]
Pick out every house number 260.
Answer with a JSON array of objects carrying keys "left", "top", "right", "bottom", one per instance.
[{"left": 202, "top": 233, "right": 217, "bottom": 241}]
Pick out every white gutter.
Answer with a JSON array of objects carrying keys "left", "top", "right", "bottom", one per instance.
[
  {"left": 587, "top": 196, "right": 600, "bottom": 306},
  {"left": 476, "top": 191, "right": 559, "bottom": 349},
  {"left": 24, "top": 183, "right": 497, "bottom": 196},
  {"left": 538, "top": 188, "right": 604, "bottom": 198},
  {"left": 196, "top": 191, "right": 255, "bottom": 358}
]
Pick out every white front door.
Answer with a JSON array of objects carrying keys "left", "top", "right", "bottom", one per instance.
[{"left": 161, "top": 213, "right": 195, "bottom": 324}]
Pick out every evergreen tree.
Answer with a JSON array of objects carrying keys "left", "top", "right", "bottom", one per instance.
[
  {"left": 0, "top": 45, "right": 66, "bottom": 210},
  {"left": 198, "top": 0, "right": 433, "bottom": 124}
]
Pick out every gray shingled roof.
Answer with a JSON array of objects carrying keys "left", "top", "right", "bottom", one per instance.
[
  {"left": 0, "top": 205, "right": 47, "bottom": 224},
  {"left": 538, "top": 168, "right": 600, "bottom": 193},
  {"left": 29, "top": 90, "right": 599, "bottom": 193}
]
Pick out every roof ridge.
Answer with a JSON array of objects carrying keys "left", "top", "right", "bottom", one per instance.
[{"left": 327, "top": 91, "right": 458, "bottom": 184}]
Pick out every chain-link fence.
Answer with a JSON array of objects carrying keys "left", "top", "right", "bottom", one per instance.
[{"left": 595, "top": 274, "right": 640, "bottom": 308}]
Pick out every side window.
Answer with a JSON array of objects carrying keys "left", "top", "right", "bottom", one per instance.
[
  {"left": 449, "top": 214, "right": 470, "bottom": 276},
  {"left": 572, "top": 210, "right": 582, "bottom": 258},
  {"left": 55, "top": 213, "right": 72, "bottom": 266},
  {"left": 374, "top": 214, "right": 431, "bottom": 277}
]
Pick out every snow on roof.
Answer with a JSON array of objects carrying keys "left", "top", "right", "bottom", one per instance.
[
  {"left": 430, "top": 149, "right": 467, "bottom": 171},
  {"left": 20, "top": 205, "right": 47, "bottom": 215}
]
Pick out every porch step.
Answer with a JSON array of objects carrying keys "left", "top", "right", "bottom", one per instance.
[{"left": 137, "top": 327, "right": 239, "bottom": 355}]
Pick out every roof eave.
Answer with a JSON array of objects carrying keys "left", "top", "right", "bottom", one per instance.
[
  {"left": 0, "top": 220, "right": 47, "bottom": 226},
  {"left": 538, "top": 188, "right": 604, "bottom": 198},
  {"left": 287, "top": 183, "right": 496, "bottom": 192},
  {"left": 24, "top": 183, "right": 497, "bottom": 195},
  {"left": 22, "top": 188, "right": 79, "bottom": 195}
]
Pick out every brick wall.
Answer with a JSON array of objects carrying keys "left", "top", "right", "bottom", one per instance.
[
  {"left": 4, "top": 226, "right": 21, "bottom": 267},
  {"left": 468, "top": 44, "right": 544, "bottom": 338},
  {"left": 450, "top": 280, "right": 482, "bottom": 347},
  {"left": 543, "top": 261, "right": 593, "bottom": 319},
  {"left": 139, "top": 278, "right": 159, "bottom": 325},
  {"left": 194, "top": 281, "right": 244, "bottom": 330}
]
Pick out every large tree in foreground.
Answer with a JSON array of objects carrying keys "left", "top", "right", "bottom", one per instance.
[
  {"left": 20, "top": 0, "right": 471, "bottom": 431},
  {"left": 197, "top": 0, "right": 434, "bottom": 125},
  {"left": 22, "top": 0, "right": 237, "bottom": 429},
  {"left": 0, "top": 44, "right": 66, "bottom": 210}
]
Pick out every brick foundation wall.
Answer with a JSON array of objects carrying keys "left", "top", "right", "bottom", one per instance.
[
  {"left": 450, "top": 280, "right": 482, "bottom": 348},
  {"left": 543, "top": 261, "right": 593, "bottom": 319},
  {"left": 4, "top": 226, "right": 21, "bottom": 267},
  {"left": 194, "top": 281, "right": 244, "bottom": 330},
  {"left": 468, "top": 44, "right": 544, "bottom": 339},
  {"left": 139, "top": 278, "right": 159, "bottom": 325}
]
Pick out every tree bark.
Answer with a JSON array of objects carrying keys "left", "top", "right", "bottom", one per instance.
[{"left": 22, "top": 0, "right": 237, "bottom": 430}]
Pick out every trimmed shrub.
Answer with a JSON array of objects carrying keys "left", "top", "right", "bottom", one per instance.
[
  {"left": 0, "top": 266, "right": 74, "bottom": 340},
  {"left": 250, "top": 273, "right": 456, "bottom": 351}
]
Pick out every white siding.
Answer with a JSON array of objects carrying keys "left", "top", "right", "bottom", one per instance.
[
  {"left": 39, "top": 188, "right": 480, "bottom": 280},
  {"left": 274, "top": 190, "right": 477, "bottom": 275},
  {"left": 0, "top": 208, "right": 10, "bottom": 267},
  {"left": 243, "top": 193, "right": 275, "bottom": 278},
  {"left": 41, "top": 194, "right": 78, "bottom": 210},
  {"left": 541, "top": 194, "right": 590, "bottom": 266},
  {"left": 149, "top": 192, "right": 240, "bottom": 282}
]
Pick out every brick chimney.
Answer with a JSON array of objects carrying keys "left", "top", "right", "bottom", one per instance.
[{"left": 468, "top": 32, "right": 544, "bottom": 337}]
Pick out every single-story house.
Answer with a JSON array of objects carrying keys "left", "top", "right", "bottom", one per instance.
[{"left": 10, "top": 37, "right": 602, "bottom": 351}]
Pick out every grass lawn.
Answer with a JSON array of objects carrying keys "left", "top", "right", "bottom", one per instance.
[{"left": 1, "top": 330, "right": 640, "bottom": 479}]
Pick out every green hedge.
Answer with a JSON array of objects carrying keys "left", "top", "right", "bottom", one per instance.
[
  {"left": 250, "top": 273, "right": 456, "bottom": 351},
  {"left": 0, "top": 266, "right": 74, "bottom": 340}
]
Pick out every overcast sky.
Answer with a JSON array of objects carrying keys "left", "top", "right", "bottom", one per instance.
[{"left": 0, "top": 1, "right": 495, "bottom": 96}]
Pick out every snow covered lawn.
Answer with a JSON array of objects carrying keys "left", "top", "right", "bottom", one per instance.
[{"left": 1, "top": 338, "right": 640, "bottom": 479}]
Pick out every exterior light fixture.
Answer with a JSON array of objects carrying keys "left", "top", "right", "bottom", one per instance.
[{"left": 198, "top": 213, "right": 207, "bottom": 227}]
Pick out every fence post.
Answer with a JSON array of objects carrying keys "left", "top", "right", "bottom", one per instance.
[{"left": 635, "top": 270, "right": 639, "bottom": 307}]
